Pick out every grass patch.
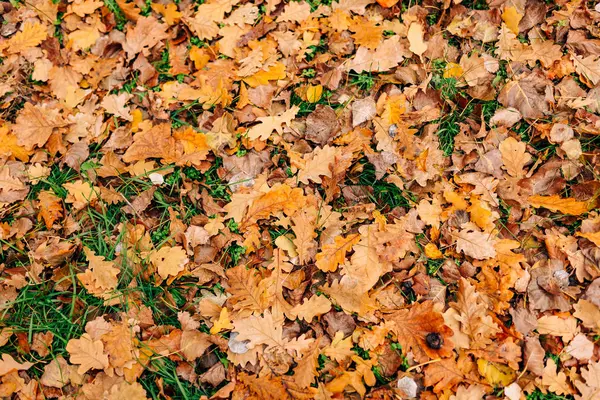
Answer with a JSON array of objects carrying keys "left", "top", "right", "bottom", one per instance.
[{"left": 355, "top": 161, "right": 412, "bottom": 210}]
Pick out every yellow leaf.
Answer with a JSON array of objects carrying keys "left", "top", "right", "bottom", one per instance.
[
  {"left": 477, "top": 359, "right": 516, "bottom": 386},
  {"left": 210, "top": 307, "right": 233, "bottom": 334},
  {"left": 577, "top": 231, "right": 600, "bottom": 247},
  {"left": 501, "top": 6, "right": 522, "bottom": 35},
  {"left": 424, "top": 243, "right": 443, "bottom": 259},
  {"left": 243, "top": 63, "right": 286, "bottom": 88},
  {"left": 131, "top": 109, "right": 143, "bottom": 133},
  {"left": 64, "top": 180, "right": 99, "bottom": 209},
  {"left": 189, "top": 46, "right": 210, "bottom": 70},
  {"left": 306, "top": 85, "right": 323, "bottom": 103},
  {"left": 0, "top": 125, "right": 30, "bottom": 162},
  {"left": 443, "top": 63, "right": 463, "bottom": 79},
  {"left": 529, "top": 195, "right": 588, "bottom": 215},
  {"left": 151, "top": 2, "right": 181, "bottom": 25}
]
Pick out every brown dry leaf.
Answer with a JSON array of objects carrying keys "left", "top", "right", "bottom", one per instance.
[
  {"left": 247, "top": 106, "right": 298, "bottom": 141},
  {"left": 12, "top": 103, "right": 67, "bottom": 149},
  {"left": 536, "top": 315, "right": 579, "bottom": 342},
  {"left": 387, "top": 300, "right": 454, "bottom": 363},
  {"left": 123, "top": 16, "right": 169, "bottom": 59},
  {"left": 498, "top": 73, "right": 552, "bottom": 119},
  {"left": 291, "top": 295, "right": 332, "bottom": 322},
  {"left": 450, "top": 278, "right": 501, "bottom": 349}
]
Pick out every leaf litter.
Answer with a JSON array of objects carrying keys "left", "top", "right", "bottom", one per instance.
[{"left": 0, "top": 0, "right": 600, "bottom": 398}]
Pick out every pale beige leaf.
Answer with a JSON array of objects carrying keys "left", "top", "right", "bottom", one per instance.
[
  {"left": 499, "top": 136, "right": 531, "bottom": 177},
  {"left": 66, "top": 333, "right": 109, "bottom": 374},
  {"left": 537, "top": 315, "right": 579, "bottom": 342}
]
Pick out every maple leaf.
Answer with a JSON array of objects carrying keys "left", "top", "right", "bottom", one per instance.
[
  {"left": 66, "top": 333, "right": 109, "bottom": 374},
  {"left": 387, "top": 300, "right": 454, "bottom": 363},
  {"left": 315, "top": 234, "right": 360, "bottom": 272},
  {"left": 150, "top": 245, "right": 189, "bottom": 280},
  {"left": 529, "top": 195, "right": 589, "bottom": 215},
  {"left": 0, "top": 354, "right": 33, "bottom": 377},
  {"left": 247, "top": 106, "right": 299, "bottom": 141}
]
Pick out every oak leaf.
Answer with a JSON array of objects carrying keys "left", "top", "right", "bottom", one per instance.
[
  {"left": 542, "top": 358, "right": 573, "bottom": 395},
  {"left": 150, "top": 246, "right": 189, "bottom": 280},
  {"left": 450, "top": 278, "right": 501, "bottom": 349},
  {"left": 247, "top": 106, "right": 298, "bottom": 141},
  {"left": 291, "top": 295, "right": 332, "bottom": 322},
  {"left": 123, "top": 16, "right": 169, "bottom": 60},
  {"left": 315, "top": 234, "right": 360, "bottom": 272},
  {"left": 0, "top": 354, "right": 33, "bottom": 377},
  {"left": 536, "top": 315, "right": 579, "bottom": 342},
  {"left": 66, "top": 333, "right": 109, "bottom": 374},
  {"left": 387, "top": 300, "right": 454, "bottom": 362},
  {"left": 12, "top": 103, "right": 67, "bottom": 149},
  {"left": 3, "top": 22, "right": 47, "bottom": 54},
  {"left": 455, "top": 228, "right": 497, "bottom": 260},
  {"left": 499, "top": 136, "right": 531, "bottom": 177},
  {"left": 574, "top": 360, "right": 600, "bottom": 400}
]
